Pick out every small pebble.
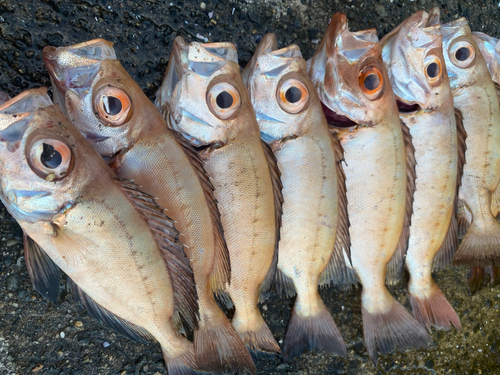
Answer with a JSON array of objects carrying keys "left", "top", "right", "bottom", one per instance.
[
  {"left": 6, "top": 239, "right": 18, "bottom": 247},
  {"left": 103, "top": 341, "right": 110, "bottom": 347},
  {"left": 262, "top": 305, "right": 268, "bottom": 311},
  {"left": 60, "top": 332, "right": 65, "bottom": 339},
  {"left": 74, "top": 321, "right": 83, "bottom": 327},
  {"left": 57, "top": 351, "right": 64, "bottom": 357},
  {"left": 32, "top": 364, "right": 44, "bottom": 372},
  {"left": 7, "top": 274, "right": 20, "bottom": 292},
  {"left": 200, "top": 2, "right": 206, "bottom": 9}
]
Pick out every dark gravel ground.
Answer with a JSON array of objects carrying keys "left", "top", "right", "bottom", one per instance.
[{"left": 1, "top": 0, "right": 500, "bottom": 374}]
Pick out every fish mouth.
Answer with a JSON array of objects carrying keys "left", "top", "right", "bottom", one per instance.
[
  {"left": 321, "top": 102, "right": 358, "bottom": 128},
  {"left": 396, "top": 100, "right": 421, "bottom": 113}
]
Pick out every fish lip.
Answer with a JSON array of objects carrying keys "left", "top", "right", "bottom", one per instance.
[
  {"left": 321, "top": 102, "right": 358, "bottom": 129},
  {"left": 396, "top": 99, "right": 421, "bottom": 113}
]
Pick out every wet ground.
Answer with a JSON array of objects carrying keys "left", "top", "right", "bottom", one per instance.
[{"left": 1, "top": 0, "right": 500, "bottom": 374}]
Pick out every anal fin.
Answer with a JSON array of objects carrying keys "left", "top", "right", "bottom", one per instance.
[
  {"left": 24, "top": 233, "right": 61, "bottom": 303},
  {"left": 115, "top": 178, "right": 199, "bottom": 330},
  {"left": 386, "top": 120, "right": 416, "bottom": 284},
  {"left": 259, "top": 139, "right": 283, "bottom": 302}
]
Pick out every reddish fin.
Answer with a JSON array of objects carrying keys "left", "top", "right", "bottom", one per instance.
[
  {"left": 409, "top": 286, "right": 461, "bottom": 331},
  {"left": 67, "top": 277, "right": 154, "bottom": 343},
  {"left": 386, "top": 121, "right": 416, "bottom": 284},
  {"left": 457, "top": 199, "right": 471, "bottom": 239},
  {"left": 115, "top": 179, "right": 199, "bottom": 330},
  {"left": 433, "top": 205, "right": 458, "bottom": 270},
  {"left": 259, "top": 139, "right": 283, "bottom": 303},
  {"left": 23, "top": 233, "right": 61, "bottom": 303},
  {"left": 167, "top": 126, "right": 231, "bottom": 295},
  {"left": 320, "top": 134, "right": 357, "bottom": 287},
  {"left": 453, "top": 220, "right": 500, "bottom": 266},
  {"left": 238, "top": 322, "right": 281, "bottom": 359},
  {"left": 195, "top": 316, "right": 256, "bottom": 375},
  {"left": 468, "top": 266, "right": 491, "bottom": 293},
  {"left": 282, "top": 298, "right": 346, "bottom": 362},
  {"left": 454, "top": 108, "right": 467, "bottom": 194},
  {"left": 362, "top": 299, "right": 431, "bottom": 365},
  {"left": 164, "top": 347, "right": 205, "bottom": 375}
]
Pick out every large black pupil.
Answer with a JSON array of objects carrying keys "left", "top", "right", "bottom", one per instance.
[
  {"left": 216, "top": 91, "right": 233, "bottom": 109},
  {"left": 456, "top": 47, "right": 471, "bottom": 61},
  {"left": 364, "top": 74, "right": 380, "bottom": 91},
  {"left": 104, "top": 96, "right": 122, "bottom": 115},
  {"left": 41, "top": 143, "right": 62, "bottom": 169},
  {"left": 427, "top": 62, "right": 440, "bottom": 78},
  {"left": 285, "top": 86, "right": 302, "bottom": 103}
]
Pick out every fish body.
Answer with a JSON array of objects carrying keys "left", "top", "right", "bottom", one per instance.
[
  {"left": 381, "top": 10, "right": 461, "bottom": 330},
  {"left": 308, "top": 13, "right": 431, "bottom": 363},
  {"left": 42, "top": 39, "right": 254, "bottom": 374},
  {"left": 439, "top": 16, "right": 500, "bottom": 266},
  {"left": 156, "top": 37, "right": 281, "bottom": 357},
  {"left": 242, "top": 34, "right": 349, "bottom": 361},
  {"left": 0, "top": 89, "right": 198, "bottom": 374},
  {"left": 472, "top": 32, "right": 500, "bottom": 90}
]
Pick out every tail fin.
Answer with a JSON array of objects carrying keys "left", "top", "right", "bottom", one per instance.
[
  {"left": 468, "top": 266, "right": 491, "bottom": 292},
  {"left": 282, "top": 299, "right": 346, "bottom": 362},
  {"left": 362, "top": 299, "right": 432, "bottom": 365},
  {"left": 195, "top": 315, "right": 256, "bottom": 375},
  {"left": 453, "top": 221, "right": 500, "bottom": 266},
  {"left": 233, "top": 313, "right": 281, "bottom": 360},
  {"left": 164, "top": 346, "right": 204, "bottom": 375},
  {"left": 408, "top": 285, "right": 461, "bottom": 331}
]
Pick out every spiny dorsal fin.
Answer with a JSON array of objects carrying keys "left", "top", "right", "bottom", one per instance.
[
  {"left": 433, "top": 108, "right": 468, "bottom": 268},
  {"left": 319, "top": 134, "right": 357, "bottom": 287},
  {"left": 67, "top": 277, "right": 154, "bottom": 343},
  {"left": 258, "top": 139, "right": 284, "bottom": 302},
  {"left": 24, "top": 233, "right": 61, "bottom": 303},
  {"left": 386, "top": 120, "right": 416, "bottom": 284},
  {"left": 166, "top": 119, "right": 231, "bottom": 295},
  {"left": 115, "top": 178, "right": 199, "bottom": 330}
]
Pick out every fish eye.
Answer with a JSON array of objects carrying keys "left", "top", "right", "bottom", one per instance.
[
  {"left": 359, "top": 66, "right": 384, "bottom": 100},
  {"left": 207, "top": 82, "right": 241, "bottom": 120},
  {"left": 277, "top": 78, "right": 309, "bottom": 114},
  {"left": 94, "top": 85, "right": 132, "bottom": 126},
  {"left": 28, "top": 138, "right": 72, "bottom": 181},
  {"left": 424, "top": 55, "right": 442, "bottom": 84},
  {"left": 449, "top": 41, "right": 475, "bottom": 69}
]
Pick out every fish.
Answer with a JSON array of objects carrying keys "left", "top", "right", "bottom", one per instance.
[
  {"left": 155, "top": 36, "right": 282, "bottom": 358},
  {"left": 42, "top": 39, "right": 255, "bottom": 374},
  {"left": 438, "top": 13, "right": 500, "bottom": 269},
  {"left": 241, "top": 33, "right": 353, "bottom": 361},
  {"left": 308, "top": 12, "right": 431, "bottom": 363},
  {"left": 380, "top": 10, "right": 462, "bottom": 330},
  {"left": 0, "top": 88, "right": 200, "bottom": 375}
]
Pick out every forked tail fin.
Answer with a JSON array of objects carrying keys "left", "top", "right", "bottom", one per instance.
[
  {"left": 362, "top": 298, "right": 432, "bottom": 364},
  {"left": 453, "top": 220, "right": 500, "bottom": 266},
  {"left": 408, "top": 284, "right": 461, "bottom": 331},
  {"left": 195, "top": 314, "right": 256, "bottom": 375},
  {"left": 282, "top": 298, "right": 346, "bottom": 362},
  {"left": 163, "top": 346, "right": 204, "bottom": 375}
]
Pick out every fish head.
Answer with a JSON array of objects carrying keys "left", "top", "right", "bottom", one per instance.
[
  {"left": 440, "top": 14, "right": 490, "bottom": 92},
  {"left": 381, "top": 10, "right": 449, "bottom": 113},
  {"left": 43, "top": 39, "right": 157, "bottom": 159},
  {"left": 156, "top": 36, "right": 254, "bottom": 147},
  {"left": 242, "top": 34, "right": 322, "bottom": 142},
  {"left": 472, "top": 31, "right": 500, "bottom": 85},
  {"left": 308, "top": 12, "right": 397, "bottom": 132},
  {"left": 0, "top": 88, "right": 109, "bottom": 225}
]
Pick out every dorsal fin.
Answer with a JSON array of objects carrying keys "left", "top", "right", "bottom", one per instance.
[
  {"left": 258, "top": 139, "right": 283, "bottom": 302},
  {"left": 166, "top": 125, "right": 231, "bottom": 294},
  {"left": 386, "top": 120, "right": 416, "bottom": 284},
  {"left": 67, "top": 277, "right": 155, "bottom": 343},
  {"left": 433, "top": 108, "right": 468, "bottom": 268},
  {"left": 114, "top": 178, "right": 199, "bottom": 330},
  {"left": 320, "top": 134, "right": 357, "bottom": 287},
  {"left": 23, "top": 233, "right": 61, "bottom": 303}
]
